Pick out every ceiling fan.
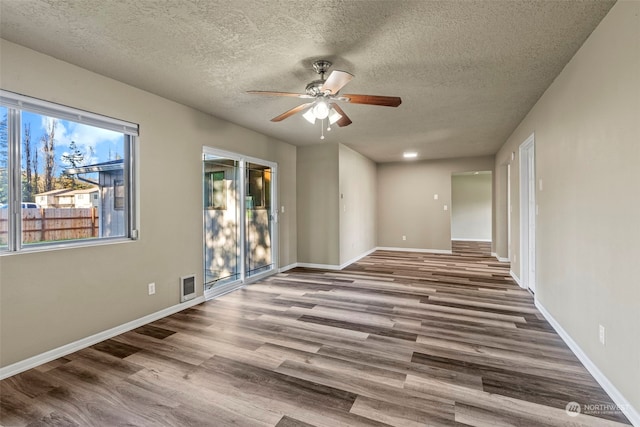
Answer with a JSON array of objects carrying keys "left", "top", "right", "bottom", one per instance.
[{"left": 247, "top": 60, "right": 401, "bottom": 138}]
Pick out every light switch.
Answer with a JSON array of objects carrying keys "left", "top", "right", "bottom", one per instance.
[
  {"left": 443, "top": 205, "right": 448, "bottom": 211},
  {"left": 434, "top": 194, "right": 439, "bottom": 200},
  {"left": 539, "top": 179, "right": 543, "bottom": 191},
  {"left": 281, "top": 206, "right": 285, "bottom": 213}
]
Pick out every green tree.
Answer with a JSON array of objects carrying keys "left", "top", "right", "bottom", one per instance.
[
  {"left": 61, "top": 140, "right": 84, "bottom": 168},
  {"left": 61, "top": 140, "right": 86, "bottom": 189}
]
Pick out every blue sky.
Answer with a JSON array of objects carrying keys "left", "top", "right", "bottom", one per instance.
[{"left": 21, "top": 110, "right": 124, "bottom": 175}]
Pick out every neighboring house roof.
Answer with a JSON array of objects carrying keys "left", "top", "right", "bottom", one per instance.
[
  {"left": 65, "top": 159, "right": 124, "bottom": 175},
  {"left": 35, "top": 187, "right": 99, "bottom": 198},
  {"left": 71, "top": 187, "right": 99, "bottom": 194},
  {"left": 35, "top": 188, "right": 71, "bottom": 196}
]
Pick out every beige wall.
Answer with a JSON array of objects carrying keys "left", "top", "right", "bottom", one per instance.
[
  {"left": 495, "top": 1, "right": 640, "bottom": 412},
  {"left": 377, "top": 156, "right": 494, "bottom": 251},
  {"left": 296, "top": 142, "right": 339, "bottom": 266},
  {"left": 451, "top": 173, "right": 492, "bottom": 241},
  {"left": 0, "top": 39, "right": 297, "bottom": 367},
  {"left": 296, "top": 142, "right": 376, "bottom": 267},
  {"left": 339, "top": 144, "right": 377, "bottom": 265}
]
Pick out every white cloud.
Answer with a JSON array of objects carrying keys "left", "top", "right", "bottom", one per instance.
[{"left": 38, "top": 116, "right": 123, "bottom": 168}]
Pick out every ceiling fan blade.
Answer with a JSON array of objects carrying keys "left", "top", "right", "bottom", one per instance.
[
  {"left": 321, "top": 70, "right": 354, "bottom": 94},
  {"left": 271, "top": 102, "right": 314, "bottom": 122},
  {"left": 247, "top": 90, "right": 313, "bottom": 99},
  {"left": 341, "top": 94, "right": 402, "bottom": 107},
  {"left": 330, "top": 103, "right": 352, "bottom": 127}
]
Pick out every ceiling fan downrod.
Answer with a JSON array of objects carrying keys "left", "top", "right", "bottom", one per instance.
[{"left": 312, "top": 60, "right": 332, "bottom": 80}]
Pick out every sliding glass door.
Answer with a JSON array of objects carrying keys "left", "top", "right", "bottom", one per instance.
[
  {"left": 245, "top": 162, "right": 273, "bottom": 278},
  {"left": 203, "top": 156, "right": 240, "bottom": 286},
  {"left": 203, "top": 148, "right": 277, "bottom": 297}
]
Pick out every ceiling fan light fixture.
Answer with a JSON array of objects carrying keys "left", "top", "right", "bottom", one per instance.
[
  {"left": 249, "top": 59, "right": 401, "bottom": 138},
  {"left": 312, "top": 100, "right": 330, "bottom": 120},
  {"left": 328, "top": 108, "right": 342, "bottom": 125},
  {"left": 302, "top": 108, "right": 316, "bottom": 124}
]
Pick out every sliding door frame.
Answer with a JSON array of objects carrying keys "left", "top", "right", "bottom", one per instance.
[{"left": 202, "top": 146, "right": 278, "bottom": 300}]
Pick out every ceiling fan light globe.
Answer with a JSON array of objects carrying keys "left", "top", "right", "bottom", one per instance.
[
  {"left": 302, "top": 109, "right": 316, "bottom": 124},
  {"left": 328, "top": 108, "right": 342, "bottom": 125},
  {"left": 312, "top": 101, "right": 330, "bottom": 120}
]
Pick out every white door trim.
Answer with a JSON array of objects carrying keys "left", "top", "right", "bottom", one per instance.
[
  {"left": 507, "top": 163, "right": 511, "bottom": 261},
  {"left": 519, "top": 133, "right": 536, "bottom": 292}
]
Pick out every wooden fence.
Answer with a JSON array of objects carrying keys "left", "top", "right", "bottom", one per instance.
[{"left": 0, "top": 208, "right": 99, "bottom": 244}]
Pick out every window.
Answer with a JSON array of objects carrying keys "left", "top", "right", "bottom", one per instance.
[
  {"left": 204, "top": 171, "right": 227, "bottom": 210},
  {"left": 113, "top": 180, "right": 125, "bottom": 210},
  {"left": 247, "top": 164, "right": 271, "bottom": 209},
  {"left": 0, "top": 90, "right": 138, "bottom": 252}
]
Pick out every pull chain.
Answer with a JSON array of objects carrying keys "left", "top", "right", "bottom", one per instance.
[{"left": 320, "top": 119, "right": 325, "bottom": 140}]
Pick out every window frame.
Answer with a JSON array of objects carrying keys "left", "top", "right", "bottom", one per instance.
[
  {"left": 0, "top": 90, "right": 139, "bottom": 254},
  {"left": 204, "top": 170, "right": 227, "bottom": 210}
]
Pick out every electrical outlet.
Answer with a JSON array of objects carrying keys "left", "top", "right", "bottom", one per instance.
[
  {"left": 402, "top": 235, "right": 406, "bottom": 241},
  {"left": 148, "top": 282, "right": 156, "bottom": 295},
  {"left": 443, "top": 205, "right": 448, "bottom": 211},
  {"left": 599, "top": 325, "right": 605, "bottom": 345}
]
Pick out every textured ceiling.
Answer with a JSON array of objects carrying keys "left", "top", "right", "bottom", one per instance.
[{"left": 0, "top": 0, "right": 614, "bottom": 163}]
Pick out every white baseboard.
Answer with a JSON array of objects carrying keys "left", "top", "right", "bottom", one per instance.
[
  {"left": 278, "top": 262, "right": 298, "bottom": 273},
  {"left": 0, "top": 296, "right": 205, "bottom": 380},
  {"left": 492, "top": 252, "right": 510, "bottom": 262},
  {"left": 376, "top": 246, "right": 452, "bottom": 254},
  {"left": 204, "top": 280, "right": 244, "bottom": 300},
  {"left": 535, "top": 301, "right": 640, "bottom": 426},
  {"left": 296, "top": 262, "right": 343, "bottom": 270},
  {"left": 339, "top": 247, "right": 377, "bottom": 269},
  {"left": 296, "top": 248, "right": 377, "bottom": 271},
  {"left": 451, "top": 238, "right": 492, "bottom": 242},
  {"left": 510, "top": 270, "right": 522, "bottom": 287}
]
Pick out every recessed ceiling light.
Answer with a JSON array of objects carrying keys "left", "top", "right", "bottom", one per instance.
[{"left": 403, "top": 152, "right": 417, "bottom": 159}]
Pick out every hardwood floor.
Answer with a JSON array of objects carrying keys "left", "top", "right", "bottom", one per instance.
[
  {"left": 0, "top": 249, "right": 632, "bottom": 426},
  {"left": 451, "top": 240, "right": 492, "bottom": 257}
]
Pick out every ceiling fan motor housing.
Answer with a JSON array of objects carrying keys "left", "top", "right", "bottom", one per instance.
[
  {"left": 306, "top": 60, "right": 333, "bottom": 96},
  {"left": 305, "top": 79, "right": 326, "bottom": 96}
]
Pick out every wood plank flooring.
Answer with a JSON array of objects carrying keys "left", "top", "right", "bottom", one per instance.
[
  {"left": 1, "top": 249, "right": 632, "bottom": 426},
  {"left": 451, "top": 240, "right": 492, "bottom": 257}
]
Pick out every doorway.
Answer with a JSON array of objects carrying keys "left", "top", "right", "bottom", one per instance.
[
  {"left": 519, "top": 134, "right": 536, "bottom": 292},
  {"left": 203, "top": 147, "right": 277, "bottom": 299},
  {"left": 450, "top": 171, "right": 493, "bottom": 256}
]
